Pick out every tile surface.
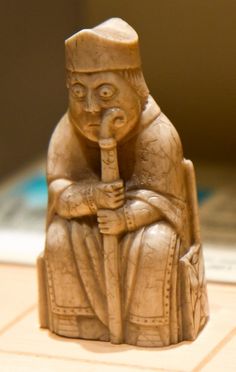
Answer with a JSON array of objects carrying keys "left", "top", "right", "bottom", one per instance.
[{"left": 0, "top": 265, "right": 236, "bottom": 371}]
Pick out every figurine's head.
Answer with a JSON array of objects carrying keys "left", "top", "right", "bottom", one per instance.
[{"left": 65, "top": 18, "right": 149, "bottom": 142}]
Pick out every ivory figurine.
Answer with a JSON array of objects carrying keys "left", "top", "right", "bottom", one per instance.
[{"left": 37, "top": 18, "right": 209, "bottom": 347}]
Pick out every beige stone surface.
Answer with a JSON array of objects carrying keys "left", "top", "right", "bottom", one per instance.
[
  {"left": 0, "top": 264, "right": 36, "bottom": 333},
  {"left": 0, "top": 353, "right": 142, "bottom": 372},
  {"left": 0, "top": 306, "right": 233, "bottom": 371},
  {"left": 200, "top": 329, "right": 236, "bottom": 372},
  {"left": 0, "top": 265, "right": 236, "bottom": 371}
]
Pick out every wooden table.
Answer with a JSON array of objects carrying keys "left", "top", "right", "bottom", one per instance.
[{"left": 0, "top": 264, "right": 236, "bottom": 371}]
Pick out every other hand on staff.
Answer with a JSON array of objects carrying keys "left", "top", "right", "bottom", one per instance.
[
  {"left": 93, "top": 180, "right": 125, "bottom": 209},
  {"left": 97, "top": 208, "right": 127, "bottom": 235}
]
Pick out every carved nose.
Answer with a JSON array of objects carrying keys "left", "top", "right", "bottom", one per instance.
[{"left": 84, "top": 91, "right": 100, "bottom": 113}]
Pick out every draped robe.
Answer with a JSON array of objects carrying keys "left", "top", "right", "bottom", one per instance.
[{"left": 41, "top": 96, "right": 208, "bottom": 346}]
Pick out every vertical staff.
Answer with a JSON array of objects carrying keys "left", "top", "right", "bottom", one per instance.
[{"left": 99, "top": 108, "right": 126, "bottom": 344}]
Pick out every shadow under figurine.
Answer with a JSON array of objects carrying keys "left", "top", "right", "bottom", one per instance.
[{"left": 37, "top": 18, "right": 209, "bottom": 347}]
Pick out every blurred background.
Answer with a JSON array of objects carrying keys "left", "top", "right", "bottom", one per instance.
[{"left": 1, "top": 0, "right": 236, "bottom": 179}]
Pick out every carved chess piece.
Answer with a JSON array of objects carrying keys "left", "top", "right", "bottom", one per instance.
[{"left": 37, "top": 18, "right": 209, "bottom": 347}]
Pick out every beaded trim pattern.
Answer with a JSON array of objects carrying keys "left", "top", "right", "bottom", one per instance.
[
  {"left": 128, "top": 232, "right": 177, "bottom": 326},
  {"left": 124, "top": 204, "right": 136, "bottom": 231},
  {"left": 45, "top": 256, "right": 94, "bottom": 316}
]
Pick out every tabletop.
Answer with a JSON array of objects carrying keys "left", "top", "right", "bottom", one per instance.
[{"left": 0, "top": 264, "right": 236, "bottom": 372}]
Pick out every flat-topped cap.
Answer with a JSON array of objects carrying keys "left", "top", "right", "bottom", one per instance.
[{"left": 65, "top": 18, "right": 142, "bottom": 72}]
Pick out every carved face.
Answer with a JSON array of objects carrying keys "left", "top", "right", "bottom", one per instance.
[{"left": 67, "top": 71, "right": 142, "bottom": 142}]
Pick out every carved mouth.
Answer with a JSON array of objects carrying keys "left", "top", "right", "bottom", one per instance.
[{"left": 88, "top": 123, "right": 100, "bottom": 127}]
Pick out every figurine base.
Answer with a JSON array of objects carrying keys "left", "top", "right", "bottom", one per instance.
[
  {"left": 48, "top": 314, "right": 109, "bottom": 341},
  {"left": 43, "top": 312, "right": 208, "bottom": 347}
]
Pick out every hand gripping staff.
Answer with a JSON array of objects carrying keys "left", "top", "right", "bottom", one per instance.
[{"left": 99, "top": 108, "right": 127, "bottom": 344}]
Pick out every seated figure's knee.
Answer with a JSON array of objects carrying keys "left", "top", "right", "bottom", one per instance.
[
  {"left": 140, "top": 221, "right": 176, "bottom": 268},
  {"left": 144, "top": 221, "right": 175, "bottom": 246},
  {"left": 46, "top": 216, "right": 71, "bottom": 256}
]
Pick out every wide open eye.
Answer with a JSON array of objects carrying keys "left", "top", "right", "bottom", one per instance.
[
  {"left": 71, "top": 83, "right": 86, "bottom": 99},
  {"left": 97, "top": 84, "right": 116, "bottom": 99}
]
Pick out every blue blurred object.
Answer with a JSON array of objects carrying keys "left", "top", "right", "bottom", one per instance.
[
  {"left": 11, "top": 172, "right": 48, "bottom": 208},
  {"left": 9, "top": 172, "right": 212, "bottom": 208},
  {"left": 198, "top": 188, "right": 212, "bottom": 205}
]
